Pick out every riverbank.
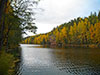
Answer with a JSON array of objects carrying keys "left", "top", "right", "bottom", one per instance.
[
  {"left": 12, "top": 47, "right": 21, "bottom": 75},
  {"left": 42, "top": 44, "right": 100, "bottom": 48},
  {"left": 0, "top": 47, "right": 21, "bottom": 75},
  {"left": 64, "top": 44, "right": 99, "bottom": 48}
]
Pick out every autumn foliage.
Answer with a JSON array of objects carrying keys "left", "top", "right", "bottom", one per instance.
[{"left": 23, "top": 12, "right": 100, "bottom": 48}]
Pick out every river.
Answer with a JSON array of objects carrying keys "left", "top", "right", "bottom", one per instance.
[{"left": 17, "top": 44, "right": 100, "bottom": 75}]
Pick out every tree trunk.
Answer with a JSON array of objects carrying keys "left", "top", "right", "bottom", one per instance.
[
  {"left": 0, "top": 0, "right": 8, "bottom": 23},
  {"left": 0, "top": 0, "right": 8, "bottom": 50},
  {"left": 0, "top": 17, "right": 5, "bottom": 50}
]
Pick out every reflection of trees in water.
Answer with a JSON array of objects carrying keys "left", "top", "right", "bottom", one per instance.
[{"left": 51, "top": 48, "right": 100, "bottom": 75}]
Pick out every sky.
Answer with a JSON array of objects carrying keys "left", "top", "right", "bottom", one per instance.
[{"left": 25, "top": 0, "right": 100, "bottom": 37}]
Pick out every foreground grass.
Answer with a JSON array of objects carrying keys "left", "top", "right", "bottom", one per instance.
[
  {"left": 0, "top": 52, "right": 14, "bottom": 75},
  {"left": 0, "top": 48, "right": 21, "bottom": 75}
]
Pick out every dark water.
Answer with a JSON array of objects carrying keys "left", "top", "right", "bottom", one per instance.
[{"left": 17, "top": 44, "right": 100, "bottom": 75}]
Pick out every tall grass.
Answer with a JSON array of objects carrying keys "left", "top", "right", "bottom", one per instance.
[{"left": 0, "top": 52, "right": 14, "bottom": 75}]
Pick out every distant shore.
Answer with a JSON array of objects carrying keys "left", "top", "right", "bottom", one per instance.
[{"left": 43, "top": 44, "right": 100, "bottom": 48}]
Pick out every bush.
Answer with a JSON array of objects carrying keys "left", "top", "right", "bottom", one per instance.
[{"left": 0, "top": 52, "right": 14, "bottom": 75}]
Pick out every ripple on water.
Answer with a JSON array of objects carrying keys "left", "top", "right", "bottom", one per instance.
[{"left": 17, "top": 44, "right": 100, "bottom": 75}]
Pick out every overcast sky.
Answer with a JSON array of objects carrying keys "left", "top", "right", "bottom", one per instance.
[{"left": 26, "top": 0, "right": 100, "bottom": 37}]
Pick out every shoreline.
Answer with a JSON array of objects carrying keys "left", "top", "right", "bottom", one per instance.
[{"left": 43, "top": 44, "right": 100, "bottom": 48}]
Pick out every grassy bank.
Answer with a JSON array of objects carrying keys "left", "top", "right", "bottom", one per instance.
[{"left": 0, "top": 47, "right": 21, "bottom": 75}]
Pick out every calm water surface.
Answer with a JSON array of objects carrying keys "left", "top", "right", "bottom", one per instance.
[{"left": 17, "top": 44, "right": 100, "bottom": 75}]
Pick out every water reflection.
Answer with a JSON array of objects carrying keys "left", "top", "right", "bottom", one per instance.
[
  {"left": 18, "top": 44, "right": 100, "bottom": 75},
  {"left": 51, "top": 48, "right": 100, "bottom": 75}
]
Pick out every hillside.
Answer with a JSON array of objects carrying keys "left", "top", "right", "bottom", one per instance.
[{"left": 22, "top": 12, "right": 100, "bottom": 48}]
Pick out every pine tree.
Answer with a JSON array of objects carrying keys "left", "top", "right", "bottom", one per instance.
[{"left": 98, "top": 11, "right": 100, "bottom": 21}]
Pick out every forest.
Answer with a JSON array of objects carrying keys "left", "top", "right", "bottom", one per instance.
[
  {"left": 0, "top": 0, "right": 38, "bottom": 75},
  {"left": 22, "top": 12, "right": 100, "bottom": 48}
]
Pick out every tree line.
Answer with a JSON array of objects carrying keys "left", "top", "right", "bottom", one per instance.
[
  {"left": 0, "top": 0, "right": 38, "bottom": 74},
  {"left": 0, "top": 0, "right": 38, "bottom": 51},
  {"left": 22, "top": 12, "right": 100, "bottom": 48}
]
